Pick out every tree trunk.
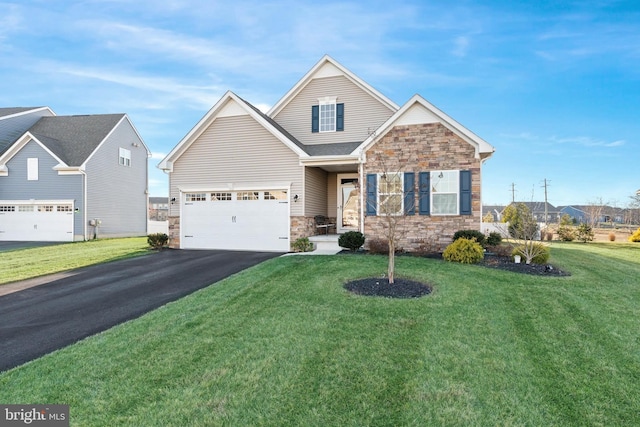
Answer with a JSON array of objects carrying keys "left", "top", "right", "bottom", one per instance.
[{"left": 388, "top": 240, "right": 395, "bottom": 284}]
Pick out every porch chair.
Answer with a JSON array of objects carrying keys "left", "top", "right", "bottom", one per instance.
[{"left": 315, "top": 215, "right": 336, "bottom": 235}]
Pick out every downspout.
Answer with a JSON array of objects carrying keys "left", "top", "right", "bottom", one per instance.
[
  {"left": 359, "top": 149, "right": 366, "bottom": 233},
  {"left": 80, "top": 168, "right": 88, "bottom": 241},
  {"left": 480, "top": 156, "right": 489, "bottom": 232}
]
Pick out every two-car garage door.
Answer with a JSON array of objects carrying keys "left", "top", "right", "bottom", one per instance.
[
  {"left": 181, "top": 190, "right": 290, "bottom": 252},
  {"left": 0, "top": 201, "right": 74, "bottom": 242}
]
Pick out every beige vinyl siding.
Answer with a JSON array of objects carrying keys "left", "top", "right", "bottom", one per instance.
[
  {"left": 304, "top": 167, "right": 328, "bottom": 216},
  {"left": 272, "top": 75, "right": 396, "bottom": 146},
  {"left": 169, "top": 115, "right": 303, "bottom": 216}
]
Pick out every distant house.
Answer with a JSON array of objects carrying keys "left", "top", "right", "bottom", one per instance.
[
  {"left": 158, "top": 55, "right": 495, "bottom": 252},
  {"left": 0, "top": 107, "right": 150, "bottom": 241},
  {"left": 560, "top": 205, "right": 625, "bottom": 225},
  {"left": 506, "top": 201, "right": 561, "bottom": 224},
  {"left": 149, "top": 197, "right": 169, "bottom": 221}
]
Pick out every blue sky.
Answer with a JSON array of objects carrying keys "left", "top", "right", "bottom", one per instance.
[{"left": 1, "top": 0, "right": 638, "bottom": 207}]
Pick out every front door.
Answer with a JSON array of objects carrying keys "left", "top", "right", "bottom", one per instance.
[{"left": 337, "top": 174, "right": 359, "bottom": 233}]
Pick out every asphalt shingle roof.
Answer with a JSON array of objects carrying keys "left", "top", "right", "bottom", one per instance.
[
  {"left": 28, "top": 114, "right": 125, "bottom": 166},
  {"left": 0, "top": 107, "right": 44, "bottom": 118}
]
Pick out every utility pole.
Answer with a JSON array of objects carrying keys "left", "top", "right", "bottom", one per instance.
[
  {"left": 541, "top": 179, "right": 550, "bottom": 227},
  {"left": 510, "top": 183, "right": 516, "bottom": 203}
]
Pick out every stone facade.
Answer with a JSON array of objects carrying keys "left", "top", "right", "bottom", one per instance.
[
  {"left": 168, "top": 216, "right": 180, "bottom": 249},
  {"left": 363, "top": 122, "right": 482, "bottom": 252},
  {"left": 291, "top": 216, "right": 339, "bottom": 244}
]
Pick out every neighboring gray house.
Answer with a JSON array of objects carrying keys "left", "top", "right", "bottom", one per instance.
[
  {"left": 159, "top": 56, "right": 495, "bottom": 252},
  {"left": 0, "top": 108, "right": 150, "bottom": 241}
]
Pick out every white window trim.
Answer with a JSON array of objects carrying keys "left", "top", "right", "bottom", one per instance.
[
  {"left": 119, "top": 148, "right": 131, "bottom": 167},
  {"left": 377, "top": 172, "right": 403, "bottom": 216},
  {"left": 430, "top": 170, "right": 460, "bottom": 216},
  {"left": 27, "top": 158, "right": 39, "bottom": 181},
  {"left": 318, "top": 96, "right": 337, "bottom": 133}
]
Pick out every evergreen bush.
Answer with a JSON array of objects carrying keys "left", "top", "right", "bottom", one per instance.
[
  {"left": 147, "top": 233, "right": 168, "bottom": 250},
  {"left": 443, "top": 238, "right": 484, "bottom": 264},
  {"left": 576, "top": 223, "right": 595, "bottom": 243},
  {"left": 453, "top": 230, "right": 486, "bottom": 247},
  {"left": 486, "top": 232, "right": 503, "bottom": 246},
  {"left": 292, "top": 237, "right": 314, "bottom": 252},
  {"left": 338, "top": 231, "right": 365, "bottom": 252},
  {"left": 557, "top": 225, "right": 575, "bottom": 242}
]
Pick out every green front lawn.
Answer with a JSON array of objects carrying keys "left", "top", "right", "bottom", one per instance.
[
  {"left": 1, "top": 243, "right": 639, "bottom": 426},
  {"left": 0, "top": 237, "right": 150, "bottom": 285}
]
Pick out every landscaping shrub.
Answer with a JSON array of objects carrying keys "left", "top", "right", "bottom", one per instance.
[
  {"left": 338, "top": 231, "right": 365, "bottom": 252},
  {"left": 453, "top": 230, "right": 486, "bottom": 247},
  {"left": 490, "top": 244, "right": 512, "bottom": 257},
  {"left": 557, "top": 225, "right": 575, "bottom": 242},
  {"left": 629, "top": 227, "right": 640, "bottom": 242},
  {"left": 367, "top": 238, "right": 389, "bottom": 254},
  {"left": 292, "top": 237, "right": 313, "bottom": 252},
  {"left": 147, "top": 233, "right": 168, "bottom": 250},
  {"left": 486, "top": 232, "right": 502, "bottom": 247},
  {"left": 608, "top": 232, "right": 616, "bottom": 242},
  {"left": 511, "top": 243, "right": 550, "bottom": 265},
  {"left": 443, "top": 238, "right": 484, "bottom": 264},
  {"left": 576, "top": 223, "right": 595, "bottom": 243}
]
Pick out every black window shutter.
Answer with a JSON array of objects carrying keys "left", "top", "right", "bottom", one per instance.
[
  {"left": 460, "top": 170, "right": 472, "bottom": 215},
  {"left": 336, "top": 103, "right": 344, "bottom": 131},
  {"left": 366, "top": 173, "right": 377, "bottom": 216},
  {"left": 419, "top": 172, "right": 430, "bottom": 215},
  {"left": 404, "top": 172, "right": 415, "bottom": 215},
  {"left": 311, "top": 105, "right": 319, "bottom": 133}
]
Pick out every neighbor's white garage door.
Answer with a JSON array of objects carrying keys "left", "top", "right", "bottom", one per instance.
[
  {"left": 181, "top": 190, "right": 289, "bottom": 252},
  {"left": 0, "top": 201, "right": 74, "bottom": 242}
]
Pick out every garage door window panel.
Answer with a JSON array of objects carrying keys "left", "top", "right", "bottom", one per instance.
[
  {"left": 186, "top": 193, "right": 206, "bottom": 202},
  {"left": 211, "top": 192, "right": 232, "bottom": 201},
  {"left": 264, "top": 190, "right": 287, "bottom": 201},
  {"left": 237, "top": 192, "right": 259, "bottom": 201}
]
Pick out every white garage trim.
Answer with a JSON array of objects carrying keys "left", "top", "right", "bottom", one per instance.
[
  {"left": 180, "top": 188, "right": 290, "bottom": 252},
  {"left": 0, "top": 199, "right": 75, "bottom": 242}
]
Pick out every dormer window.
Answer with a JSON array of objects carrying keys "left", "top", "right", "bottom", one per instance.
[{"left": 312, "top": 97, "right": 344, "bottom": 133}]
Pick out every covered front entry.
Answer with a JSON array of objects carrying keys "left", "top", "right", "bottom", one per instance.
[
  {"left": 180, "top": 189, "right": 290, "bottom": 252},
  {"left": 0, "top": 200, "right": 74, "bottom": 242}
]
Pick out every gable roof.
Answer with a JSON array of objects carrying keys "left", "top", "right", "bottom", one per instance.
[
  {"left": 158, "top": 91, "right": 309, "bottom": 172},
  {"left": 0, "top": 107, "right": 48, "bottom": 118},
  {"left": 0, "top": 113, "right": 149, "bottom": 174},
  {"left": 27, "top": 114, "right": 127, "bottom": 166},
  {"left": 355, "top": 94, "right": 495, "bottom": 159},
  {"left": 0, "top": 107, "right": 56, "bottom": 154},
  {"left": 267, "top": 55, "right": 399, "bottom": 118}
]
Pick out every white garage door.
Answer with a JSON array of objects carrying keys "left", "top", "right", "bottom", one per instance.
[
  {"left": 0, "top": 201, "right": 74, "bottom": 242},
  {"left": 181, "top": 190, "right": 290, "bottom": 252}
]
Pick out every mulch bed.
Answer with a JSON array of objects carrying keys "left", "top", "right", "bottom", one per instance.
[
  {"left": 480, "top": 253, "right": 570, "bottom": 277},
  {"left": 342, "top": 252, "right": 570, "bottom": 299},
  {"left": 344, "top": 278, "right": 432, "bottom": 299}
]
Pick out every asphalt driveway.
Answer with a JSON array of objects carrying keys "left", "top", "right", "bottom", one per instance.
[{"left": 0, "top": 249, "right": 280, "bottom": 372}]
